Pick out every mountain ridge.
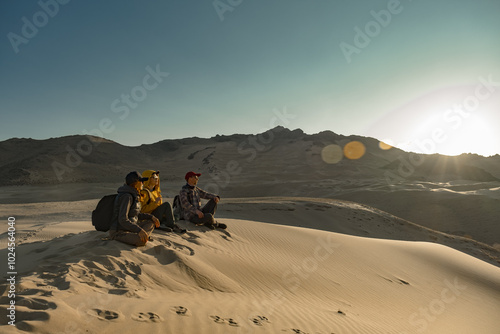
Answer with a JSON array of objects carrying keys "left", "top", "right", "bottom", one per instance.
[{"left": 0, "top": 126, "right": 499, "bottom": 187}]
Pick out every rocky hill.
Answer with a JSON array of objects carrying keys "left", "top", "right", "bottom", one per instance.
[{"left": 1, "top": 126, "right": 498, "bottom": 188}]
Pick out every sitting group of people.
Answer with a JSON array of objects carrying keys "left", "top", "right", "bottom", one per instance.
[{"left": 109, "top": 170, "right": 226, "bottom": 247}]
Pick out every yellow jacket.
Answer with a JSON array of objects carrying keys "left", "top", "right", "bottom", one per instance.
[{"left": 140, "top": 170, "right": 162, "bottom": 214}]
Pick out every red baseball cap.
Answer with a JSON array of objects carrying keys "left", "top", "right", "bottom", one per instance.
[{"left": 185, "top": 171, "right": 201, "bottom": 181}]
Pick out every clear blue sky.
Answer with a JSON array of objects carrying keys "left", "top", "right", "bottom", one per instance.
[{"left": 1, "top": 0, "right": 499, "bottom": 156}]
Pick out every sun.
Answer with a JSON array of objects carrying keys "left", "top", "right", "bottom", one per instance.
[
  {"left": 439, "top": 114, "right": 497, "bottom": 156},
  {"left": 408, "top": 113, "right": 498, "bottom": 157}
]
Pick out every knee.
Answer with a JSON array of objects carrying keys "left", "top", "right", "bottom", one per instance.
[{"left": 143, "top": 221, "right": 155, "bottom": 232}]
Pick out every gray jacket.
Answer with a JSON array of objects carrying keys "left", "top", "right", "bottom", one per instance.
[{"left": 110, "top": 184, "right": 153, "bottom": 233}]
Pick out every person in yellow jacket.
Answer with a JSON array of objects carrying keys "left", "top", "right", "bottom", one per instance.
[{"left": 140, "top": 170, "right": 186, "bottom": 233}]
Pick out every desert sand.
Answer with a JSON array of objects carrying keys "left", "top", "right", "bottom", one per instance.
[{"left": 1, "top": 197, "right": 500, "bottom": 333}]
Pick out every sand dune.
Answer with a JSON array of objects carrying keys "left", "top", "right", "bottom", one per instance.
[
  {"left": 2, "top": 197, "right": 498, "bottom": 266},
  {"left": 218, "top": 197, "right": 500, "bottom": 267},
  {"left": 1, "top": 198, "right": 499, "bottom": 333}
]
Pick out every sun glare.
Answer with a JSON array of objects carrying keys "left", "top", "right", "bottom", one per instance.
[
  {"left": 440, "top": 115, "right": 496, "bottom": 156},
  {"left": 344, "top": 141, "right": 366, "bottom": 160},
  {"left": 409, "top": 113, "right": 498, "bottom": 157},
  {"left": 321, "top": 141, "right": 367, "bottom": 164},
  {"left": 379, "top": 140, "right": 393, "bottom": 150},
  {"left": 321, "top": 144, "right": 343, "bottom": 164}
]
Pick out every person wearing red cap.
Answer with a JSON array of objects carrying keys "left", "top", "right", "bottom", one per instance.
[{"left": 179, "top": 171, "right": 226, "bottom": 229}]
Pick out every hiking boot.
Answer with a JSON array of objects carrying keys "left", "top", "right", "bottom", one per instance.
[
  {"left": 173, "top": 224, "right": 187, "bottom": 234},
  {"left": 157, "top": 224, "right": 173, "bottom": 232},
  {"left": 204, "top": 222, "right": 215, "bottom": 230},
  {"left": 214, "top": 222, "right": 227, "bottom": 229}
]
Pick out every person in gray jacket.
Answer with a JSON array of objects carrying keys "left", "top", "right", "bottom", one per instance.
[{"left": 109, "top": 171, "right": 160, "bottom": 246}]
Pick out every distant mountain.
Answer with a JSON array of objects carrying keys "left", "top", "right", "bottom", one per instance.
[{"left": 0, "top": 126, "right": 498, "bottom": 188}]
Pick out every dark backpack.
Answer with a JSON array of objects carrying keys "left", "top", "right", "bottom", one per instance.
[
  {"left": 92, "top": 194, "right": 118, "bottom": 231},
  {"left": 172, "top": 195, "right": 183, "bottom": 221}
]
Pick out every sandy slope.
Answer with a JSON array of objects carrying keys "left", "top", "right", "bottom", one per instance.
[
  {"left": 2, "top": 179, "right": 499, "bottom": 250},
  {"left": 1, "top": 199, "right": 500, "bottom": 333},
  {"left": 2, "top": 197, "right": 499, "bottom": 266}
]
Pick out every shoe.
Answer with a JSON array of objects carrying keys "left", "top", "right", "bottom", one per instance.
[
  {"left": 157, "top": 224, "right": 173, "bottom": 232},
  {"left": 204, "top": 222, "right": 215, "bottom": 230},
  {"left": 173, "top": 224, "right": 187, "bottom": 234},
  {"left": 214, "top": 222, "right": 227, "bottom": 229},
  {"left": 148, "top": 236, "right": 154, "bottom": 241}
]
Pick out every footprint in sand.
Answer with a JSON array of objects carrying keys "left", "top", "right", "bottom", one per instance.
[
  {"left": 210, "top": 315, "right": 239, "bottom": 327},
  {"left": 132, "top": 312, "right": 163, "bottom": 322},
  {"left": 284, "top": 329, "right": 309, "bottom": 334},
  {"left": 171, "top": 306, "right": 190, "bottom": 316},
  {"left": 227, "top": 318, "right": 239, "bottom": 327},
  {"left": 17, "top": 288, "right": 53, "bottom": 297},
  {"left": 16, "top": 297, "right": 57, "bottom": 311},
  {"left": 210, "top": 315, "right": 225, "bottom": 324},
  {"left": 250, "top": 315, "right": 270, "bottom": 326},
  {"left": 88, "top": 309, "right": 121, "bottom": 321},
  {"left": 397, "top": 278, "right": 410, "bottom": 285}
]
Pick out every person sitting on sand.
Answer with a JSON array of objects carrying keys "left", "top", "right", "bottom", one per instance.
[
  {"left": 109, "top": 171, "right": 160, "bottom": 247},
  {"left": 179, "top": 171, "right": 226, "bottom": 230},
  {"left": 140, "top": 170, "right": 186, "bottom": 234}
]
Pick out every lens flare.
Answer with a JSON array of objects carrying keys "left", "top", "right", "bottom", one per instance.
[
  {"left": 321, "top": 144, "right": 343, "bottom": 164},
  {"left": 379, "top": 140, "right": 393, "bottom": 150},
  {"left": 344, "top": 141, "right": 366, "bottom": 160}
]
